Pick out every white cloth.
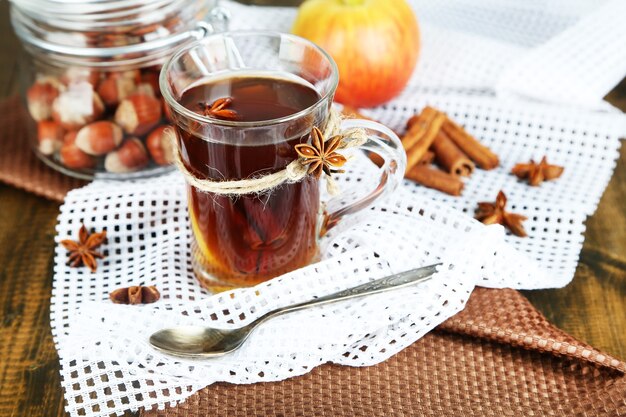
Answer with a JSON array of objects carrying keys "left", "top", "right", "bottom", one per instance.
[{"left": 52, "top": 1, "right": 626, "bottom": 416}]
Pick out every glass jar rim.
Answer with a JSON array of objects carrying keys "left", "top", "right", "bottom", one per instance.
[
  {"left": 160, "top": 30, "right": 340, "bottom": 129},
  {"left": 10, "top": 0, "right": 215, "bottom": 62},
  {"left": 14, "top": 19, "right": 212, "bottom": 61},
  {"left": 10, "top": 0, "right": 200, "bottom": 30},
  {"left": 12, "top": 0, "right": 176, "bottom": 18}
]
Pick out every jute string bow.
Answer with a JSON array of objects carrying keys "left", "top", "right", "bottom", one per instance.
[{"left": 173, "top": 109, "right": 368, "bottom": 196}]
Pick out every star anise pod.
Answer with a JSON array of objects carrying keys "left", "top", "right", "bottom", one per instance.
[
  {"left": 475, "top": 191, "right": 528, "bottom": 237},
  {"left": 295, "top": 127, "right": 347, "bottom": 179},
  {"left": 109, "top": 285, "right": 160, "bottom": 305},
  {"left": 60, "top": 224, "right": 107, "bottom": 272},
  {"left": 511, "top": 156, "right": 564, "bottom": 186},
  {"left": 198, "top": 97, "right": 240, "bottom": 120}
]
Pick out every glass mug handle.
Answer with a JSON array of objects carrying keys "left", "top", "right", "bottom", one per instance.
[{"left": 322, "top": 118, "right": 407, "bottom": 233}]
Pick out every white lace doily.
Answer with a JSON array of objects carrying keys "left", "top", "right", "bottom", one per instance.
[
  {"left": 496, "top": 0, "right": 626, "bottom": 107},
  {"left": 53, "top": 165, "right": 546, "bottom": 416},
  {"left": 51, "top": 1, "right": 626, "bottom": 416}
]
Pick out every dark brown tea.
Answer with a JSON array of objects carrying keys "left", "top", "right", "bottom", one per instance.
[{"left": 176, "top": 74, "right": 324, "bottom": 290}]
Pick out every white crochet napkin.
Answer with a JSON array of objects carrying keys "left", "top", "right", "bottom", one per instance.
[
  {"left": 51, "top": 1, "right": 626, "bottom": 416},
  {"left": 496, "top": 0, "right": 626, "bottom": 108},
  {"left": 54, "top": 162, "right": 545, "bottom": 417}
]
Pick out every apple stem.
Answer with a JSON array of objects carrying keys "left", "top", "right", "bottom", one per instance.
[{"left": 341, "top": 0, "right": 366, "bottom": 5}]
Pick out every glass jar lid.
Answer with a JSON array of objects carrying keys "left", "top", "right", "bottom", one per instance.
[
  {"left": 12, "top": 0, "right": 203, "bottom": 33},
  {"left": 10, "top": 0, "right": 225, "bottom": 66}
]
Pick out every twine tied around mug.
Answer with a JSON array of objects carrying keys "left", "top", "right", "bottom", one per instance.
[{"left": 171, "top": 109, "right": 369, "bottom": 196}]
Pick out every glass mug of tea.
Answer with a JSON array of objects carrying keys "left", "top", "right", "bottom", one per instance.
[{"left": 161, "top": 32, "right": 406, "bottom": 292}]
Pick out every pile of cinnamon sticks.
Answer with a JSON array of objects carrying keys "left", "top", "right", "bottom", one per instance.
[{"left": 345, "top": 106, "right": 499, "bottom": 196}]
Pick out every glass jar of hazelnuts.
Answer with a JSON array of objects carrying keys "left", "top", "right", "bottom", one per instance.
[{"left": 10, "top": 0, "right": 228, "bottom": 179}]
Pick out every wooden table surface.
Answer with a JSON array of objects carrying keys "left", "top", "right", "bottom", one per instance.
[{"left": 0, "top": 2, "right": 624, "bottom": 416}]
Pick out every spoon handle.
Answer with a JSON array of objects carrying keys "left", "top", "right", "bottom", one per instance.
[{"left": 256, "top": 263, "right": 441, "bottom": 324}]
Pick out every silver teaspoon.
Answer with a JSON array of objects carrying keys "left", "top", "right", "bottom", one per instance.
[{"left": 150, "top": 263, "right": 441, "bottom": 358}]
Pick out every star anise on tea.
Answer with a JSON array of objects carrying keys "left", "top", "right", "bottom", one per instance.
[
  {"left": 295, "top": 127, "right": 348, "bottom": 179},
  {"left": 511, "top": 156, "right": 564, "bottom": 186},
  {"left": 109, "top": 285, "right": 160, "bottom": 305},
  {"left": 199, "top": 97, "right": 240, "bottom": 120},
  {"left": 60, "top": 224, "right": 107, "bottom": 272},
  {"left": 475, "top": 191, "right": 528, "bottom": 237}
]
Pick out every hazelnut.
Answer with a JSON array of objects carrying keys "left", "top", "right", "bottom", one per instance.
[
  {"left": 75, "top": 121, "right": 123, "bottom": 156},
  {"left": 60, "top": 131, "right": 97, "bottom": 169},
  {"left": 52, "top": 89, "right": 105, "bottom": 130},
  {"left": 61, "top": 67, "right": 101, "bottom": 88},
  {"left": 146, "top": 125, "right": 175, "bottom": 165},
  {"left": 63, "top": 131, "right": 77, "bottom": 143},
  {"left": 97, "top": 74, "right": 137, "bottom": 107},
  {"left": 140, "top": 70, "right": 161, "bottom": 97},
  {"left": 26, "top": 79, "right": 61, "bottom": 121},
  {"left": 115, "top": 93, "right": 162, "bottom": 136},
  {"left": 104, "top": 138, "right": 149, "bottom": 173},
  {"left": 37, "top": 120, "right": 65, "bottom": 155},
  {"left": 97, "top": 34, "right": 127, "bottom": 48},
  {"left": 135, "top": 82, "right": 156, "bottom": 97},
  {"left": 116, "top": 69, "right": 142, "bottom": 84},
  {"left": 130, "top": 23, "right": 162, "bottom": 37}
]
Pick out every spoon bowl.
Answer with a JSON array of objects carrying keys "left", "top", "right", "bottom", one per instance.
[{"left": 150, "top": 325, "right": 253, "bottom": 358}]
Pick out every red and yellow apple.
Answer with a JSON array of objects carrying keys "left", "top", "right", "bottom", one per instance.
[{"left": 292, "top": 0, "right": 420, "bottom": 108}]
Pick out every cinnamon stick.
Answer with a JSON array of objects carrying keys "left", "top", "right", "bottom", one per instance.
[
  {"left": 404, "top": 106, "right": 438, "bottom": 148},
  {"left": 420, "top": 150, "right": 435, "bottom": 166},
  {"left": 403, "top": 107, "right": 446, "bottom": 170},
  {"left": 431, "top": 131, "right": 475, "bottom": 177},
  {"left": 441, "top": 118, "right": 499, "bottom": 170},
  {"left": 369, "top": 152, "right": 384, "bottom": 167},
  {"left": 406, "top": 165, "right": 464, "bottom": 196},
  {"left": 370, "top": 150, "right": 434, "bottom": 168}
]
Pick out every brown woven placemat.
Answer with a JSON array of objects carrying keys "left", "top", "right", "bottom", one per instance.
[
  {"left": 141, "top": 288, "right": 626, "bottom": 417},
  {"left": 0, "top": 95, "right": 85, "bottom": 201}
]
